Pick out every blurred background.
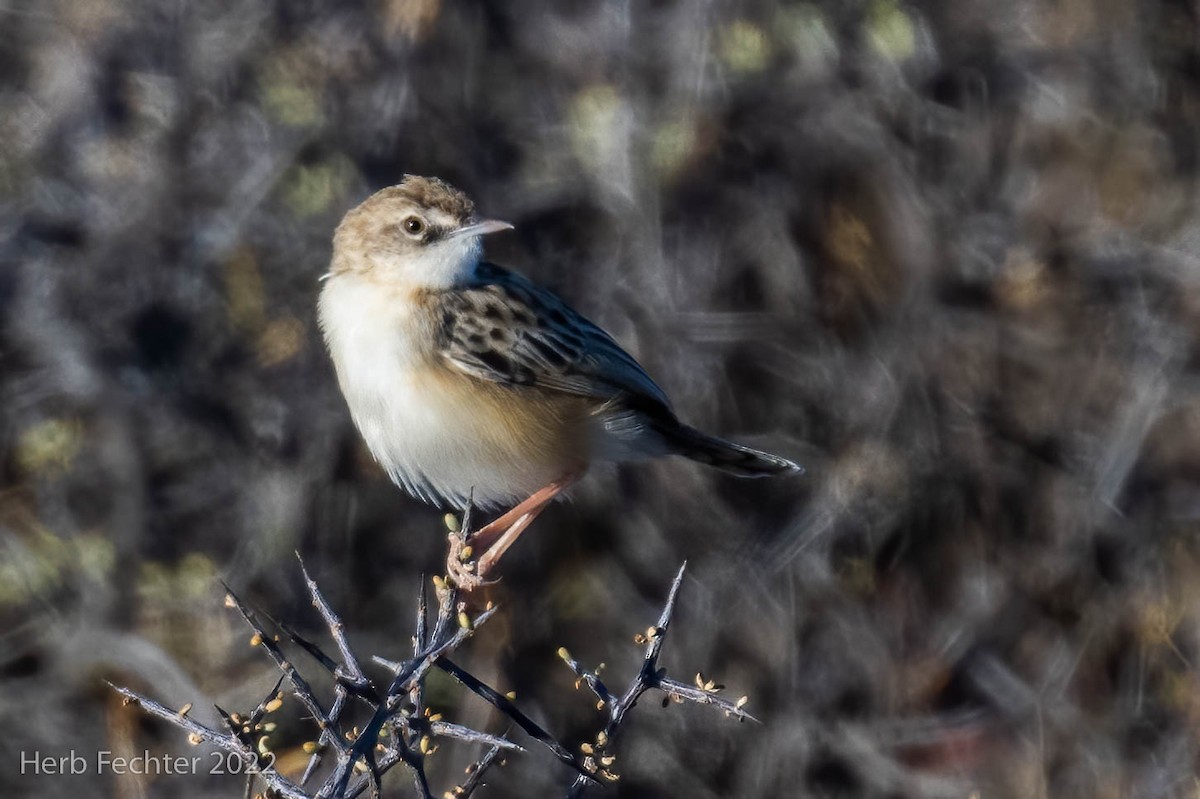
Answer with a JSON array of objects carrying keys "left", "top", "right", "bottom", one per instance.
[{"left": 4, "top": 0, "right": 1200, "bottom": 796}]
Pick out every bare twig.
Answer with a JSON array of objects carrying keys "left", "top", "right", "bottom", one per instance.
[
  {"left": 220, "top": 581, "right": 351, "bottom": 772},
  {"left": 298, "top": 556, "right": 370, "bottom": 690},
  {"left": 454, "top": 743, "right": 506, "bottom": 799},
  {"left": 561, "top": 562, "right": 757, "bottom": 797},
  {"left": 436, "top": 655, "right": 581, "bottom": 770},
  {"left": 106, "top": 684, "right": 310, "bottom": 799}
]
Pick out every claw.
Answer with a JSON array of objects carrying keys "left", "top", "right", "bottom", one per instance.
[{"left": 446, "top": 534, "right": 497, "bottom": 592}]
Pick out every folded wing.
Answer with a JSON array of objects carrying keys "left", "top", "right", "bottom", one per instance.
[{"left": 434, "top": 263, "right": 671, "bottom": 412}]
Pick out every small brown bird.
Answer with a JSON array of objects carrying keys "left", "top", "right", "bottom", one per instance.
[{"left": 319, "top": 176, "right": 800, "bottom": 588}]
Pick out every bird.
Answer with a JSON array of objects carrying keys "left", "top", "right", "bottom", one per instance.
[{"left": 318, "top": 175, "right": 801, "bottom": 589}]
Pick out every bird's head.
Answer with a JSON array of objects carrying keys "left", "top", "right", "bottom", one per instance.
[{"left": 329, "top": 175, "right": 512, "bottom": 289}]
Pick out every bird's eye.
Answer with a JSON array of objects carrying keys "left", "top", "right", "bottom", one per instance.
[{"left": 402, "top": 216, "right": 426, "bottom": 236}]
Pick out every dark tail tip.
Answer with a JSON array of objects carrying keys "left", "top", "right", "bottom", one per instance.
[{"left": 669, "top": 425, "right": 803, "bottom": 478}]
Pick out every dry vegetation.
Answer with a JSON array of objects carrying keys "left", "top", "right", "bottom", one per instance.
[{"left": 4, "top": 1, "right": 1200, "bottom": 797}]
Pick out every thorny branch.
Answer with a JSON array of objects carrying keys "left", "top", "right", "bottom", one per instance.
[
  {"left": 559, "top": 562, "right": 759, "bottom": 798},
  {"left": 110, "top": 551, "right": 524, "bottom": 799},
  {"left": 110, "top": 535, "right": 756, "bottom": 797}
]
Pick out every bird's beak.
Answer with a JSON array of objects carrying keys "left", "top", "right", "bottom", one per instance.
[{"left": 450, "top": 219, "right": 514, "bottom": 239}]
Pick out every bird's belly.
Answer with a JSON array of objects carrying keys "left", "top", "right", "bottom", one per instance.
[{"left": 342, "top": 359, "right": 589, "bottom": 510}]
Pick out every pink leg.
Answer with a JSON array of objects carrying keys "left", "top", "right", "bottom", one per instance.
[{"left": 448, "top": 471, "right": 581, "bottom": 590}]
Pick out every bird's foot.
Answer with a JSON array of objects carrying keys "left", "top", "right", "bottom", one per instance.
[
  {"left": 446, "top": 533, "right": 497, "bottom": 592},
  {"left": 443, "top": 472, "right": 581, "bottom": 591}
]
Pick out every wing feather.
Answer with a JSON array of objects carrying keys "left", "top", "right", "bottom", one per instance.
[{"left": 434, "top": 264, "right": 671, "bottom": 410}]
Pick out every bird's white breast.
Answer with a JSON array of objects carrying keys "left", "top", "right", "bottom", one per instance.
[{"left": 318, "top": 275, "right": 565, "bottom": 509}]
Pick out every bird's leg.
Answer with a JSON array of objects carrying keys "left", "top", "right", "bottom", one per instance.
[{"left": 448, "top": 471, "right": 580, "bottom": 590}]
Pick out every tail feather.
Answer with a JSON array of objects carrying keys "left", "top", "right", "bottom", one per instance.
[{"left": 660, "top": 422, "right": 803, "bottom": 477}]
